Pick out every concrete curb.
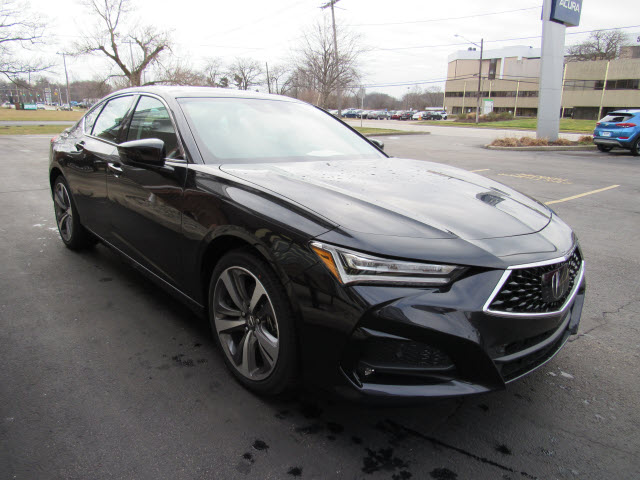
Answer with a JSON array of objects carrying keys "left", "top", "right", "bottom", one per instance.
[
  {"left": 363, "top": 131, "right": 431, "bottom": 137},
  {"left": 484, "top": 144, "right": 597, "bottom": 152}
]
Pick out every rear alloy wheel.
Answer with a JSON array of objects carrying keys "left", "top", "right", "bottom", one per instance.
[
  {"left": 597, "top": 145, "right": 613, "bottom": 153},
  {"left": 630, "top": 139, "right": 640, "bottom": 156},
  {"left": 52, "top": 176, "right": 96, "bottom": 250},
  {"left": 209, "top": 251, "right": 296, "bottom": 395}
]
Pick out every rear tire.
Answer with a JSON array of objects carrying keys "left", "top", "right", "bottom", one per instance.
[
  {"left": 52, "top": 176, "right": 96, "bottom": 250},
  {"left": 597, "top": 145, "right": 613, "bottom": 153},
  {"left": 630, "top": 139, "right": 640, "bottom": 156},
  {"left": 208, "top": 250, "right": 297, "bottom": 396}
]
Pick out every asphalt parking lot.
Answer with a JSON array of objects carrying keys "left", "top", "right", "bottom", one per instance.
[{"left": 1, "top": 132, "right": 638, "bottom": 480}]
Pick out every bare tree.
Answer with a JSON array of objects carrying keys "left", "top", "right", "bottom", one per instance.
[
  {"left": 153, "top": 59, "right": 204, "bottom": 86},
  {"left": 228, "top": 57, "right": 263, "bottom": 90},
  {"left": 202, "top": 57, "right": 225, "bottom": 87},
  {"left": 267, "top": 64, "right": 294, "bottom": 95},
  {"left": 0, "top": 0, "right": 48, "bottom": 82},
  {"left": 293, "top": 20, "right": 363, "bottom": 108},
  {"left": 75, "top": 0, "right": 171, "bottom": 86},
  {"left": 567, "top": 30, "right": 629, "bottom": 62}
]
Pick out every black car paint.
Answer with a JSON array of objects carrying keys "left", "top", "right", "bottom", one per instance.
[{"left": 49, "top": 87, "right": 584, "bottom": 401}]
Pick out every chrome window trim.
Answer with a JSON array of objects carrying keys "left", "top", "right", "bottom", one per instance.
[{"left": 483, "top": 245, "right": 585, "bottom": 318}]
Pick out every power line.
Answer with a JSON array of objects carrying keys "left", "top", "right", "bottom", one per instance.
[
  {"left": 372, "top": 25, "right": 640, "bottom": 52},
  {"left": 346, "top": 6, "right": 541, "bottom": 27}
]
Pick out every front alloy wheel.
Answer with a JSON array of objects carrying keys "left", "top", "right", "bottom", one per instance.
[
  {"left": 209, "top": 251, "right": 297, "bottom": 395},
  {"left": 213, "top": 266, "right": 280, "bottom": 381}
]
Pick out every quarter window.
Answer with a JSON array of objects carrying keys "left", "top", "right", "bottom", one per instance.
[
  {"left": 92, "top": 96, "right": 134, "bottom": 143},
  {"left": 127, "top": 96, "right": 182, "bottom": 159}
]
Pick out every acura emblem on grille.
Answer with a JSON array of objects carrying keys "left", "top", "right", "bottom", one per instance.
[{"left": 541, "top": 265, "right": 570, "bottom": 302}]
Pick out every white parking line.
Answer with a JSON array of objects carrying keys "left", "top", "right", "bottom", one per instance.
[
  {"left": 545, "top": 185, "right": 620, "bottom": 205},
  {"left": 469, "top": 169, "right": 490, "bottom": 173}
]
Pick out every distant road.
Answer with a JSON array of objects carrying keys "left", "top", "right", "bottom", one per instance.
[
  {"left": 0, "top": 121, "right": 75, "bottom": 126},
  {"left": 345, "top": 119, "right": 585, "bottom": 141}
]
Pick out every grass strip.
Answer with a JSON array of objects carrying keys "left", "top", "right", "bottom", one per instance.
[
  {"left": 416, "top": 118, "right": 595, "bottom": 133},
  {"left": 0, "top": 109, "right": 84, "bottom": 121},
  {"left": 0, "top": 125, "right": 69, "bottom": 135}
]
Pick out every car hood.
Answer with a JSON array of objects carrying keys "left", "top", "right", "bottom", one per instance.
[{"left": 219, "top": 158, "right": 551, "bottom": 241}]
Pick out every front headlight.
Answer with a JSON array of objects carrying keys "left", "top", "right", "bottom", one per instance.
[{"left": 310, "top": 242, "right": 465, "bottom": 286}]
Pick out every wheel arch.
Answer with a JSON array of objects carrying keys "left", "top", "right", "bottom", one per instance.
[
  {"left": 49, "top": 166, "right": 63, "bottom": 191},
  {"left": 199, "top": 231, "right": 301, "bottom": 320}
]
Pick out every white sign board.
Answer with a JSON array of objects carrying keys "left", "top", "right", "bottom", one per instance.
[{"left": 483, "top": 99, "right": 494, "bottom": 115}]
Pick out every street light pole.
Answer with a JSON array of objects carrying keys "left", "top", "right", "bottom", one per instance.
[
  {"left": 57, "top": 52, "right": 71, "bottom": 106},
  {"left": 475, "top": 38, "right": 483, "bottom": 124},
  {"left": 455, "top": 34, "right": 484, "bottom": 124}
]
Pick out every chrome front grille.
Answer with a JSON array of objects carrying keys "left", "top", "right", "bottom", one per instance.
[{"left": 486, "top": 248, "right": 583, "bottom": 316}]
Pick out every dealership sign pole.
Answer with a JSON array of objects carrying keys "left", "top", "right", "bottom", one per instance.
[{"left": 537, "top": 0, "right": 582, "bottom": 141}]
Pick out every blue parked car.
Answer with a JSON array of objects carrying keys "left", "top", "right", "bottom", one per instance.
[{"left": 593, "top": 109, "right": 640, "bottom": 156}]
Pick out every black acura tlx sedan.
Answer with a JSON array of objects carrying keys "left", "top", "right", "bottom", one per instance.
[{"left": 49, "top": 87, "right": 585, "bottom": 401}]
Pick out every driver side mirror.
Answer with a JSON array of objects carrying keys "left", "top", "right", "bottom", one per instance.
[
  {"left": 117, "top": 138, "right": 166, "bottom": 166},
  {"left": 369, "top": 138, "right": 385, "bottom": 151}
]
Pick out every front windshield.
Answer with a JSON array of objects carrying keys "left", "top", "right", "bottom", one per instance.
[{"left": 178, "top": 97, "right": 384, "bottom": 163}]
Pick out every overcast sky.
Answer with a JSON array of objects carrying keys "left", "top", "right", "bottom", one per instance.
[{"left": 30, "top": 0, "right": 640, "bottom": 98}]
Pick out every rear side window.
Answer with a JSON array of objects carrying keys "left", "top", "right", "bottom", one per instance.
[
  {"left": 127, "top": 96, "right": 182, "bottom": 159},
  {"left": 83, "top": 103, "right": 103, "bottom": 134},
  {"left": 92, "top": 96, "right": 135, "bottom": 143},
  {"left": 600, "top": 113, "right": 633, "bottom": 123}
]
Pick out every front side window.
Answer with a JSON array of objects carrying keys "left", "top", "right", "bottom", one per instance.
[
  {"left": 92, "top": 95, "right": 134, "bottom": 143},
  {"left": 127, "top": 96, "right": 182, "bottom": 159},
  {"left": 178, "top": 97, "right": 384, "bottom": 163}
]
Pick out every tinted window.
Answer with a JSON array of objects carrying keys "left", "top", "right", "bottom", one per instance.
[
  {"left": 127, "top": 96, "right": 181, "bottom": 159},
  {"left": 600, "top": 113, "right": 634, "bottom": 123},
  {"left": 179, "top": 97, "right": 383, "bottom": 163},
  {"left": 83, "top": 103, "right": 103, "bottom": 134},
  {"left": 92, "top": 96, "right": 134, "bottom": 143}
]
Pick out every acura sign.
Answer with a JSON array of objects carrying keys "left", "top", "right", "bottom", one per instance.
[{"left": 550, "top": 0, "right": 582, "bottom": 27}]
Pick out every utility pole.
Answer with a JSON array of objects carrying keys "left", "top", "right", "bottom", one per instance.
[
  {"left": 265, "top": 62, "right": 271, "bottom": 94},
  {"left": 57, "top": 52, "right": 71, "bottom": 106},
  {"left": 475, "top": 39, "right": 483, "bottom": 124},
  {"left": 321, "top": 0, "right": 341, "bottom": 114}
]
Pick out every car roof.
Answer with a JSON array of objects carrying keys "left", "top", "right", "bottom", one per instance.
[
  {"left": 111, "top": 85, "right": 303, "bottom": 104},
  {"left": 607, "top": 109, "right": 640, "bottom": 114}
]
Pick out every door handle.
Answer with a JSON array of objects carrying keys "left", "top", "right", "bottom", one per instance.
[
  {"left": 107, "top": 162, "right": 123, "bottom": 174},
  {"left": 75, "top": 141, "right": 85, "bottom": 151}
]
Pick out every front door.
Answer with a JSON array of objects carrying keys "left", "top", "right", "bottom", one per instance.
[{"left": 106, "top": 95, "right": 187, "bottom": 288}]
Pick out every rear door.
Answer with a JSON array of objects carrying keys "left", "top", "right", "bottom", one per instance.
[
  {"left": 106, "top": 94, "right": 188, "bottom": 288},
  {"left": 62, "top": 95, "right": 136, "bottom": 237}
]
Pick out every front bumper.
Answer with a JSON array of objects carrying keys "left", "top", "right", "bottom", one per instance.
[{"left": 293, "top": 257, "right": 585, "bottom": 402}]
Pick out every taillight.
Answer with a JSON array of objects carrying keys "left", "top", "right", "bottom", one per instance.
[
  {"left": 615, "top": 123, "right": 636, "bottom": 128},
  {"left": 51, "top": 135, "right": 58, "bottom": 143},
  {"left": 596, "top": 122, "right": 601, "bottom": 126}
]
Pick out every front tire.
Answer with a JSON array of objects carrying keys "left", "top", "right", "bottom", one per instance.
[
  {"left": 208, "top": 250, "right": 297, "bottom": 395},
  {"left": 597, "top": 144, "right": 613, "bottom": 153},
  {"left": 52, "top": 176, "right": 96, "bottom": 250}
]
